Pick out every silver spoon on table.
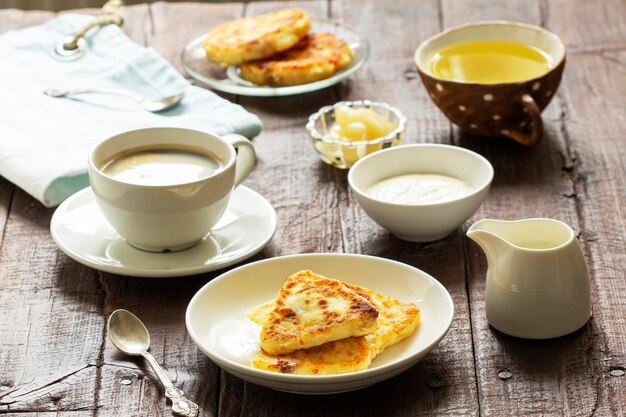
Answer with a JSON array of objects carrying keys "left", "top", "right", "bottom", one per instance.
[
  {"left": 43, "top": 88, "right": 184, "bottom": 112},
  {"left": 107, "top": 309, "right": 199, "bottom": 417}
]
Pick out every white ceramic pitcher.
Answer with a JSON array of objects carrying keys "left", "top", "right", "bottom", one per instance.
[{"left": 467, "top": 218, "right": 591, "bottom": 339}]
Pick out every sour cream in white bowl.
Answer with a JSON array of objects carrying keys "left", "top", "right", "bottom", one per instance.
[{"left": 348, "top": 144, "right": 493, "bottom": 242}]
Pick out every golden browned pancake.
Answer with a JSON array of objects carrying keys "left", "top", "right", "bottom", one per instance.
[
  {"left": 247, "top": 278, "right": 420, "bottom": 375},
  {"left": 247, "top": 275, "right": 420, "bottom": 375},
  {"left": 259, "top": 270, "right": 379, "bottom": 355},
  {"left": 239, "top": 33, "right": 355, "bottom": 86},
  {"left": 248, "top": 301, "right": 372, "bottom": 375},
  {"left": 246, "top": 299, "right": 275, "bottom": 325},
  {"left": 251, "top": 337, "right": 371, "bottom": 375},
  {"left": 344, "top": 283, "right": 420, "bottom": 359},
  {"left": 202, "top": 9, "right": 311, "bottom": 65}
]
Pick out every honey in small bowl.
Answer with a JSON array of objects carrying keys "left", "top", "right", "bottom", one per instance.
[
  {"left": 329, "top": 106, "right": 397, "bottom": 141},
  {"left": 306, "top": 100, "right": 407, "bottom": 169}
]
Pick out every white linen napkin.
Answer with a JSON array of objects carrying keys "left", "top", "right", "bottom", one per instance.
[{"left": 0, "top": 14, "right": 262, "bottom": 207}]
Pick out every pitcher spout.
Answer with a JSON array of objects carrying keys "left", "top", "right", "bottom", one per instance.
[
  {"left": 468, "top": 218, "right": 576, "bottom": 252},
  {"left": 466, "top": 219, "right": 513, "bottom": 264}
]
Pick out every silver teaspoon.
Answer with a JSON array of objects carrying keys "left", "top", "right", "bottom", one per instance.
[
  {"left": 107, "top": 309, "right": 199, "bottom": 417},
  {"left": 43, "top": 88, "right": 184, "bottom": 112}
]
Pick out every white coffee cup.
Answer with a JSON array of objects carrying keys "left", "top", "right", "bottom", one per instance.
[{"left": 88, "top": 127, "right": 256, "bottom": 252}]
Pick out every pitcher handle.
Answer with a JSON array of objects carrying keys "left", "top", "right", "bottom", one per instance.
[
  {"left": 223, "top": 133, "right": 256, "bottom": 187},
  {"left": 502, "top": 94, "right": 543, "bottom": 146}
]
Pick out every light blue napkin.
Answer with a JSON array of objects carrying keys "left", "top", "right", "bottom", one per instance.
[{"left": 0, "top": 14, "right": 262, "bottom": 207}]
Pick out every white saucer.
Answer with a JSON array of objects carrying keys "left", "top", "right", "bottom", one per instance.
[{"left": 50, "top": 186, "right": 277, "bottom": 278}]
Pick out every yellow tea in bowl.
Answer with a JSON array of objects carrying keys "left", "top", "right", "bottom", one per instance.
[
  {"left": 415, "top": 21, "right": 566, "bottom": 145},
  {"left": 427, "top": 40, "right": 553, "bottom": 84}
]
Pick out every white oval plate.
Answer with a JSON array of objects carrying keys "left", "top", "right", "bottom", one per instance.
[
  {"left": 50, "top": 186, "right": 276, "bottom": 278},
  {"left": 186, "top": 253, "right": 454, "bottom": 394},
  {"left": 181, "top": 20, "right": 369, "bottom": 97}
]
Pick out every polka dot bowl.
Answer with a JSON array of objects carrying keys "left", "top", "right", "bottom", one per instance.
[{"left": 414, "top": 21, "right": 566, "bottom": 146}]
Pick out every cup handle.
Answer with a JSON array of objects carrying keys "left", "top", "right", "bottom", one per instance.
[
  {"left": 503, "top": 94, "right": 543, "bottom": 146},
  {"left": 223, "top": 133, "right": 256, "bottom": 187}
]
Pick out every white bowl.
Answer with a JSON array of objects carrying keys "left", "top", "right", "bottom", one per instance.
[
  {"left": 348, "top": 144, "right": 494, "bottom": 242},
  {"left": 186, "top": 253, "right": 454, "bottom": 394}
]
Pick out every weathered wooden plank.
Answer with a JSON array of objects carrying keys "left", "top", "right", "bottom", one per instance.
[
  {"left": 549, "top": 46, "right": 626, "bottom": 416},
  {"left": 0, "top": 412, "right": 93, "bottom": 417},
  {"left": 441, "top": 0, "right": 541, "bottom": 26},
  {"left": 62, "top": 5, "right": 151, "bottom": 46},
  {"left": 0, "top": 189, "right": 104, "bottom": 414},
  {"left": 0, "top": 182, "right": 15, "bottom": 254},
  {"left": 0, "top": 13, "right": 15, "bottom": 240},
  {"left": 85, "top": 4, "right": 235, "bottom": 417},
  {"left": 0, "top": 6, "right": 149, "bottom": 45},
  {"left": 0, "top": 5, "right": 152, "bottom": 416},
  {"left": 94, "top": 275, "right": 223, "bottom": 417},
  {"left": 441, "top": 0, "right": 624, "bottom": 415},
  {"left": 332, "top": 0, "right": 479, "bottom": 416},
  {"left": 215, "top": 0, "right": 480, "bottom": 416},
  {"left": 0, "top": 366, "right": 97, "bottom": 413},
  {"left": 148, "top": 1, "right": 245, "bottom": 74},
  {"left": 0, "top": 8, "right": 53, "bottom": 31},
  {"left": 547, "top": 0, "right": 626, "bottom": 51},
  {"left": 0, "top": 10, "right": 98, "bottom": 414},
  {"left": 233, "top": 0, "right": 341, "bottom": 259},
  {"left": 1, "top": 1, "right": 624, "bottom": 416},
  {"left": 115, "top": 3, "right": 151, "bottom": 46},
  {"left": 333, "top": 0, "right": 451, "bottom": 143}
]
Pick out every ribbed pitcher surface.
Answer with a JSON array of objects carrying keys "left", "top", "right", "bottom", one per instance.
[{"left": 467, "top": 218, "right": 591, "bottom": 339}]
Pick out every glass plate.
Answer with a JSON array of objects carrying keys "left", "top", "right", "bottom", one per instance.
[{"left": 181, "top": 20, "right": 369, "bottom": 97}]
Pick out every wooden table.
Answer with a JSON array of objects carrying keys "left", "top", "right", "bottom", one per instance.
[{"left": 1, "top": 1, "right": 625, "bottom": 416}]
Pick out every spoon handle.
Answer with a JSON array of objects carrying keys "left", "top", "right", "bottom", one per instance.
[
  {"left": 43, "top": 87, "right": 144, "bottom": 103},
  {"left": 141, "top": 352, "right": 199, "bottom": 417}
]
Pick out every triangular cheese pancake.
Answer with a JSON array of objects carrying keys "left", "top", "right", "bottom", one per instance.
[
  {"left": 247, "top": 299, "right": 275, "bottom": 325},
  {"left": 246, "top": 277, "right": 421, "bottom": 374},
  {"left": 343, "top": 283, "right": 420, "bottom": 360},
  {"left": 251, "top": 337, "right": 372, "bottom": 375},
  {"left": 259, "top": 270, "right": 379, "bottom": 355},
  {"left": 248, "top": 301, "right": 371, "bottom": 375}
]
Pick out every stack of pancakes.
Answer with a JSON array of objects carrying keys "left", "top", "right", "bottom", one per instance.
[
  {"left": 203, "top": 9, "right": 355, "bottom": 86},
  {"left": 247, "top": 270, "right": 421, "bottom": 375}
]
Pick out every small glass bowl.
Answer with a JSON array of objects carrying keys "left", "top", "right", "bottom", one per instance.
[{"left": 306, "top": 100, "right": 407, "bottom": 169}]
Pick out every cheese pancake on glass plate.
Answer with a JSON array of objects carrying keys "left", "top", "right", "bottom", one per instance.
[
  {"left": 203, "top": 8, "right": 311, "bottom": 65},
  {"left": 239, "top": 33, "right": 355, "bottom": 86}
]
